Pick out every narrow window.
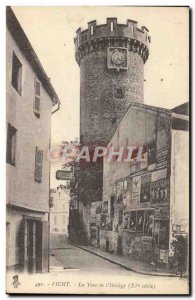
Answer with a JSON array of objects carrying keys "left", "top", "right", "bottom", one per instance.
[
  {"left": 110, "top": 21, "right": 114, "bottom": 32},
  {"left": 34, "top": 78, "right": 41, "bottom": 117},
  {"left": 131, "top": 24, "right": 134, "bottom": 34},
  {"left": 90, "top": 26, "right": 94, "bottom": 35},
  {"left": 6, "top": 123, "right": 17, "bottom": 166},
  {"left": 34, "top": 146, "right": 43, "bottom": 183},
  {"left": 11, "top": 52, "right": 22, "bottom": 95},
  {"left": 115, "top": 88, "right": 123, "bottom": 99}
]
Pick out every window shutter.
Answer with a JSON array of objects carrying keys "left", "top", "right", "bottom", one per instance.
[
  {"left": 34, "top": 79, "right": 41, "bottom": 116},
  {"left": 34, "top": 147, "right": 43, "bottom": 183}
]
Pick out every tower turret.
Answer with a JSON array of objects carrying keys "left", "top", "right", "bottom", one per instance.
[{"left": 74, "top": 18, "right": 151, "bottom": 204}]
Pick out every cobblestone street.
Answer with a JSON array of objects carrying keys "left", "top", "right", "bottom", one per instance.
[
  {"left": 50, "top": 240, "right": 188, "bottom": 294},
  {"left": 50, "top": 241, "right": 128, "bottom": 274}
]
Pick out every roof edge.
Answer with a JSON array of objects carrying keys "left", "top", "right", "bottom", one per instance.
[{"left": 6, "top": 6, "right": 60, "bottom": 106}]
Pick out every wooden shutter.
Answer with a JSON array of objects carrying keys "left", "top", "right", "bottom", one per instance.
[
  {"left": 34, "top": 147, "right": 43, "bottom": 183},
  {"left": 34, "top": 78, "right": 41, "bottom": 116}
]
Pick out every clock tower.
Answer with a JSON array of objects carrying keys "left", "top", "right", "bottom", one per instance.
[{"left": 74, "top": 18, "right": 151, "bottom": 205}]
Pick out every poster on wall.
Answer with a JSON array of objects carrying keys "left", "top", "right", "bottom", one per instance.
[
  {"left": 158, "top": 220, "right": 169, "bottom": 249},
  {"left": 140, "top": 173, "right": 151, "bottom": 205},
  {"left": 156, "top": 148, "right": 169, "bottom": 170},
  {"left": 147, "top": 140, "right": 156, "bottom": 165},
  {"left": 143, "top": 210, "right": 154, "bottom": 237},
  {"left": 156, "top": 116, "right": 170, "bottom": 151},
  {"left": 150, "top": 179, "right": 169, "bottom": 206},
  {"left": 154, "top": 206, "right": 169, "bottom": 219},
  {"left": 131, "top": 176, "right": 141, "bottom": 208},
  {"left": 130, "top": 151, "right": 148, "bottom": 174},
  {"left": 116, "top": 181, "right": 123, "bottom": 203},
  {"left": 124, "top": 179, "right": 132, "bottom": 210},
  {"left": 140, "top": 183, "right": 150, "bottom": 205}
]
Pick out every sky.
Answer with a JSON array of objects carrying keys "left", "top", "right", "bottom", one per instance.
[{"left": 11, "top": 6, "right": 189, "bottom": 187}]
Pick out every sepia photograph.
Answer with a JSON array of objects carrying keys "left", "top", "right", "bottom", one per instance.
[{"left": 5, "top": 5, "right": 190, "bottom": 295}]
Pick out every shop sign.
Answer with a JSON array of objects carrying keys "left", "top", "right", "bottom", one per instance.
[
  {"left": 151, "top": 168, "right": 167, "bottom": 182},
  {"left": 56, "top": 170, "right": 72, "bottom": 180}
]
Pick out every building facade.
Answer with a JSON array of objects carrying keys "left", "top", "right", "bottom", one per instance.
[
  {"left": 85, "top": 102, "right": 189, "bottom": 268},
  {"left": 50, "top": 186, "right": 70, "bottom": 236},
  {"left": 6, "top": 7, "right": 60, "bottom": 273}
]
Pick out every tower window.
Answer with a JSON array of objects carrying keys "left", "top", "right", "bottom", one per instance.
[
  {"left": 6, "top": 123, "right": 17, "bottom": 166},
  {"left": 131, "top": 24, "right": 134, "bottom": 34},
  {"left": 115, "top": 88, "right": 124, "bottom": 99},
  {"left": 90, "top": 26, "right": 94, "bottom": 35},
  {"left": 11, "top": 52, "right": 22, "bottom": 95},
  {"left": 110, "top": 22, "right": 114, "bottom": 32}
]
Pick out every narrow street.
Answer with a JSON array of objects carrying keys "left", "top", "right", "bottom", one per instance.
[
  {"left": 50, "top": 241, "right": 129, "bottom": 274},
  {"left": 49, "top": 240, "right": 188, "bottom": 293}
]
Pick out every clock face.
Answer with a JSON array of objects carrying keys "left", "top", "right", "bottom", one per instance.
[{"left": 111, "top": 49, "right": 125, "bottom": 65}]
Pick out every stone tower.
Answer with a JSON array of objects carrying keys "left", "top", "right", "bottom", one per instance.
[{"left": 74, "top": 18, "right": 151, "bottom": 204}]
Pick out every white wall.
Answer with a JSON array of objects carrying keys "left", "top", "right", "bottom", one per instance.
[
  {"left": 6, "top": 28, "right": 53, "bottom": 212},
  {"left": 170, "top": 130, "right": 189, "bottom": 235}
]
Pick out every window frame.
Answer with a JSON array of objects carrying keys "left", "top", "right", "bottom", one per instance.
[
  {"left": 11, "top": 52, "right": 22, "bottom": 95},
  {"left": 6, "top": 123, "right": 17, "bottom": 166}
]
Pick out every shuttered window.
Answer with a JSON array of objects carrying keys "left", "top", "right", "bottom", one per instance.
[
  {"left": 34, "top": 147, "right": 43, "bottom": 183},
  {"left": 11, "top": 52, "right": 22, "bottom": 95},
  {"left": 34, "top": 78, "right": 41, "bottom": 117},
  {"left": 6, "top": 123, "right": 17, "bottom": 166}
]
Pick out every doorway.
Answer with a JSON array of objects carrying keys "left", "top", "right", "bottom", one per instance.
[
  {"left": 117, "top": 237, "right": 123, "bottom": 255},
  {"left": 24, "top": 219, "right": 42, "bottom": 273}
]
